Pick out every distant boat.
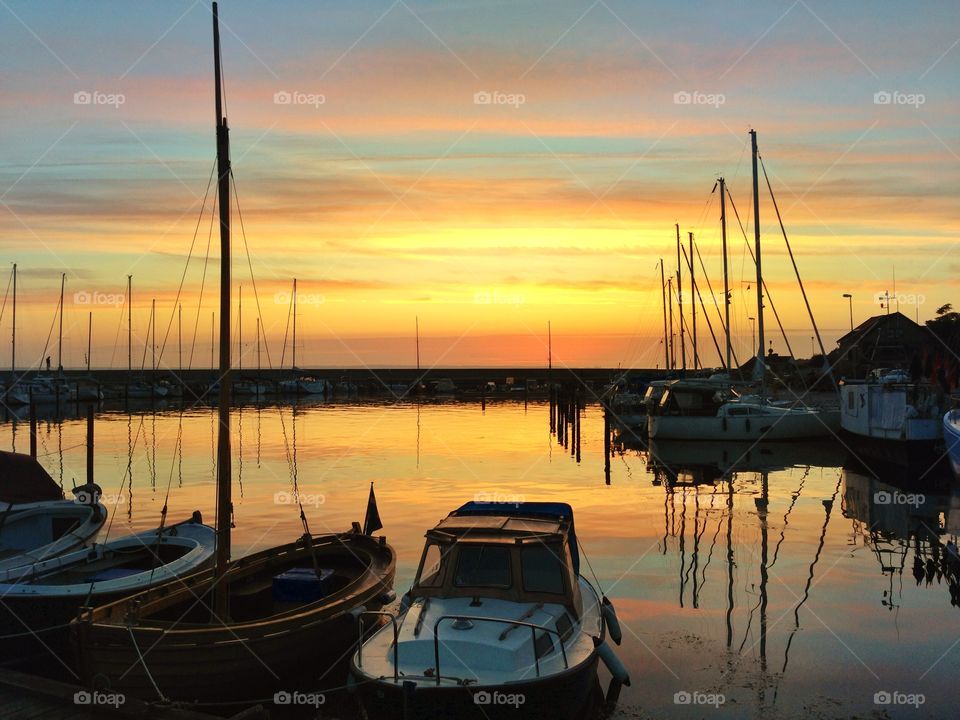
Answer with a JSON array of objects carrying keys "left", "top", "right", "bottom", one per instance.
[
  {"left": 840, "top": 369, "right": 945, "bottom": 467},
  {"left": 944, "top": 407, "right": 960, "bottom": 480},
  {"left": 126, "top": 379, "right": 169, "bottom": 399},
  {"left": 71, "top": 5, "right": 396, "bottom": 703},
  {"left": 0, "top": 484, "right": 106, "bottom": 571},
  {"left": 648, "top": 130, "right": 838, "bottom": 441},
  {"left": 0, "top": 513, "right": 214, "bottom": 657},
  {"left": 234, "top": 378, "right": 270, "bottom": 396},
  {"left": 351, "top": 502, "right": 629, "bottom": 720}
]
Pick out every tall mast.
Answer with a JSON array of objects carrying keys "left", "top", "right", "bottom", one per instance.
[
  {"left": 11, "top": 264, "right": 16, "bottom": 377},
  {"left": 292, "top": 278, "right": 297, "bottom": 370},
  {"left": 676, "top": 223, "right": 685, "bottom": 372},
  {"left": 57, "top": 272, "right": 65, "bottom": 372},
  {"left": 719, "top": 177, "right": 731, "bottom": 372},
  {"left": 212, "top": 0, "right": 233, "bottom": 605},
  {"left": 415, "top": 316, "right": 420, "bottom": 371},
  {"left": 87, "top": 311, "right": 92, "bottom": 373},
  {"left": 547, "top": 320, "right": 552, "bottom": 372},
  {"left": 151, "top": 298, "right": 156, "bottom": 373},
  {"left": 667, "top": 277, "right": 675, "bottom": 369},
  {"left": 750, "top": 129, "right": 765, "bottom": 395},
  {"left": 238, "top": 284, "right": 242, "bottom": 372},
  {"left": 688, "top": 232, "right": 697, "bottom": 371},
  {"left": 127, "top": 275, "right": 132, "bottom": 378},
  {"left": 660, "top": 259, "right": 668, "bottom": 371},
  {"left": 178, "top": 304, "right": 182, "bottom": 373},
  {"left": 256, "top": 317, "right": 261, "bottom": 373}
]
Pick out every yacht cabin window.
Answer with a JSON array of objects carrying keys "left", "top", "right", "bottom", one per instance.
[
  {"left": 454, "top": 545, "right": 512, "bottom": 588},
  {"left": 417, "top": 543, "right": 446, "bottom": 587},
  {"left": 521, "top": 544, "right": 565, "bottom": 594}
]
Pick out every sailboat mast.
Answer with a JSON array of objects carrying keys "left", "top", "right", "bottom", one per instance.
[
  {"left": 660, "top": 259, "right": 668, "bottom": 371},
  {"left": 178, "top": 304, "right": 182, "bottom": 373},
  {"left": 212, "top": 0, "right": 233, "bottom": 600},
  {"left": 688, "top": 233, "right": 697, "bottom": 371},
  {"left": 256, "top": 317, "right": 261, "bottom": 373},
  {"left": 667, "top": 277, "right": 675, "bottom": 369},
  {"left": 719, "top": 177, "right": 731, "bottom": 372},
  {"left": 415, "top": 316, "right": 420, "bottom": 371},
  {"left": 127, "top": 275, "right": 132, "bottom": 378},
  {"left": 750, "top": 129, "right": 765, "bottom": 389},
  {"left": 87, "top": 311, "right": 92, "bottom": 373},
  {"left": 57, "top": 272, "right": 65, "bottom": 372},
  {"left": 151, "top": 298, "right": 156, "bottom": 373},
  {"left": 292, "top": 278, "right": 297, "bottom": 370},
  {"left": 238, "top": 284, "right": 242, "bottom": 372},
  {"left": 676, "top": 223, "right": 685, "bottom": 372},
  {"left": 11, "top": 263, "right": 16, "bottom": 377}
]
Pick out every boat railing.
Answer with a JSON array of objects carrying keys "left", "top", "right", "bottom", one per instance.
[
  {"left": 356, "top": 610, "right": 400, "bottom": 681},
  {"left": 432, "top": 614, "right": 568, "bottom": 685}
]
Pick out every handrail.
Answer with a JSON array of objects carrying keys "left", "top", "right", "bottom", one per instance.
[
  {"left": 432, "top": 614, "right": 569, "bottom": 686},
  {"left": 357, "top": 611, "right": 399, "bottom": 681}
]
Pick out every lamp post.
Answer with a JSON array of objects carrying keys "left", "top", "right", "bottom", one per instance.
[
  {"left": 842, "top": 293, "right": 853, "bottom": 331},
  {"left": 749, "top": 316, "right": 756, "bottom": 356}
]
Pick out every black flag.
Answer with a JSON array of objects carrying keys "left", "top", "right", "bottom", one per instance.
[{"left": 363, "top": 482, "right": 383, "bottom": 535}]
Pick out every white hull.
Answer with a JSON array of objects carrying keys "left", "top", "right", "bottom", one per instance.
[
  {"left": 0, "top": 499, "right": 107, "bottom": 570},
  {"left": 649, "top": 406, "right": 840, "bottom": 440},
  {"left": 841, "top": 381, "right": 942, "bottom": 443},
  {"left": 945, "top": 410, "right": 960, "bottom": 479}
]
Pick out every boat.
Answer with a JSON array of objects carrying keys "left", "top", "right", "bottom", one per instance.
[
  {"left": 22, "top": 376, "right": 71, "bottom": 403},
  {"left": 0, "top": 451, "right": 63, "bottom": 504},
  {"left": 945, "top": 406, "right": 960, "bottom": 480},
  {"left": 350, "top": 502, "right": 629, "bottom": 720},
  {"left": 608, "top": 389, "right": 646, "bottom": 427},
  {"left": 649, "top": 380, "right": 840, "bottom": 440},
  {"left": 648, "top": 131, "right": 839, "bottom": 441},
  {"left": 840, "top": 369, "right": 945, "bottom": 467},
  {"left": 0, "top": 513, "right": 214, "bottom": 658},
  {"left": 276, "top": 278, "right": 328, "bottom": 395},
  {"left": 125, "top": 380, "right": 168, "bottom": 399},
  {"left": 0, "top": 483, "right": 106, "bottom": 571},
  {"left": 70, "top": 5, "right": 397, "bottom": 704},
  {"left": 234, "top": 378, "right": 270, "bottom": 396}
]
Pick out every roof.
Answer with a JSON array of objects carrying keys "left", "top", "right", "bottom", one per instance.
[
  {"left": 836, "top": 311, "right": 924, "bottom": 348},
  {"left": 0, "top": 451, "right": 62, "bottom": 503},
  {"left": 447, "top": 501, "right": 580, "bottom": 574}
]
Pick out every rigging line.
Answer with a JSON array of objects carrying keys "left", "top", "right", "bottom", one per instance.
[
  {"left": 157, "top": 158, "right": 218, "bottom": 368},
  {"left": 759, "top": 154, "right": 837, "bottom": 389},
  {"left": 696, "top": 240, "right": 741, "bottom": 369},
  {"left": 109, "top": 280, "right": 126, "bottom": 370},
  {"left": 0, "top": 267, "right": 11, "bottom": 328},
  {"left": 230, "top": 170, "right": 274, "bottom": 370},
  {"left": 725, "top": 187, "right": 800, "bottom": 363},
  {"left": 138, "top": 301, "right": 152, "bottom": 373},
  {"left": 681, "top": 244, "right": 724, "bottom": 367},
  {"left": 188, "top": 185, "right": 219, "bottom": 370},
  {"left": 279, "top": 279, "right": 294, "bottom": 371},
  {"left": 37, "top": 280, "right": 60, "bottom": 371},
  {"left": 101, "top": 414, "right": 147, "bottom": 544}
]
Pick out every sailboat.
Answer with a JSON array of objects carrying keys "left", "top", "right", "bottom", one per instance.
[
  {"left": 72, "top": 5, "right": 396, "bottom": 703},
  {"left": 124, "top": 279, "right": 168, "bottom": 399},
  {"left": 234, "top": 293, "right": 270, "bottom": 396},
  {"left": 277, "top": 278, "right": 327, "bottom": 395},
  {"left": 649, "top": 131, "right": 839, "bottom": 441}
]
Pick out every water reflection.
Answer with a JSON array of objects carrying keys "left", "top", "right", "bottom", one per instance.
[{"left": 1, "top": 398, "right": 957, "bottom": 718}]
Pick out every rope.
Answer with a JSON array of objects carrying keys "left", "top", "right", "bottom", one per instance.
[
  {"left": 577, "top": 538, "right": 606, "bottom": 596},
  {"left": 128, "top": 625, "right": 169, "bottom": 702},
  {"left": 682, "top": 244, "right": 724, "bottom": 368},
  {"left": 188, "top": 186, "right": 219, "bottom": 371},
  {"left": 695, "top": 240, "right": 741, "bottom": 370}
]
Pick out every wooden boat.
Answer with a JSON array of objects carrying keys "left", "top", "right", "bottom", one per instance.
[
  {"left": 0, "top": 513, "right": 213, "bottom": 658},
  {"left": 0, "top": 485, "right": 106, "bottom": 571},
  {"left": 350, "top": 502, "right": 629, "bottom": 720},
  {"left": 71, "top": 4, "right": 396, "bottom": 705}
]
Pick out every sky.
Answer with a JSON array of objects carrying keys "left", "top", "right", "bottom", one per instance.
[{"left": 1, "top": 0, "right": 958, "bottom": 370}]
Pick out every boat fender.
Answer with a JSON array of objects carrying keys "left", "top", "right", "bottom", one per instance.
[
  {"left": 595, "top": 637, "right": 630, "bottom": 706},
  {"left": 601, "top": 596, "right": 622, "bottom": 645},
  {"left": 379, "top": 589, "right": 398, "bottom": 605},
  {"left": 349, "top": 605, "right": 368, "bottom": 620}
]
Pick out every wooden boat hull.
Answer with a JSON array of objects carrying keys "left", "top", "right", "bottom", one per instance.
[
  {"left": 351, "top": 654, "right": 600, "bottom": 720},
  {"left": 72, "top": 531, "right": 395, "bottom": 703}
]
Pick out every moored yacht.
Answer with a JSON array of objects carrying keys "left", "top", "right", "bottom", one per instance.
[{"left": 351, "top": 502, "right": 629, "bottom": 719}]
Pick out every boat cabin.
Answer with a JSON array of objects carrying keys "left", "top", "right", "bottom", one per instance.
[
  {"left": 656, "top": 380, "right": 730, "bottom": 418},
  {"left": 410, "top": 502, "right": 583, "bottom": 620}
]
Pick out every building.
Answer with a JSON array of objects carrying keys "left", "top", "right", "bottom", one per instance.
[{"left": 831, "top": 312, "right": 929, "bottom": 378}]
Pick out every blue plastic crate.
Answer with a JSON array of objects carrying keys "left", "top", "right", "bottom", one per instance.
[{"left": 271, "top": 567, "right": 334, "bottom": 603}]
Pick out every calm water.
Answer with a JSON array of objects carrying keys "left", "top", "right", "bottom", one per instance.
[{"left": 3, "top": 398, "right": 958, "bottom": 719}]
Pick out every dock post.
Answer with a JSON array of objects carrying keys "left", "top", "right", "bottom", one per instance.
[
  {"left": 29, "top": 398, "right": 37, "bottom": 458},
  {"left": 603, "top": 403, "right": 611, "bottom": 484}
]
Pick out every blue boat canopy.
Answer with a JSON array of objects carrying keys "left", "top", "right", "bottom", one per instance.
[{"left": 452, "top": 501, "right": 580, "bottom": 575}]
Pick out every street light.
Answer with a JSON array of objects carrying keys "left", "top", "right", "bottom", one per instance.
[
  {"left": 749, "top": 316, "right": 756, "bottom": 356},
  {"left": 842, "top": 293, "right": 853, "bottom": 331}
]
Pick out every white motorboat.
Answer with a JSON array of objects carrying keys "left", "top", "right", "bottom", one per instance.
[
  {"left": 351, "top": 502, "right": 629, "bottom": 719},
  {"left": 0, "top": 484, "right": 106, "bottom": 571}
]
